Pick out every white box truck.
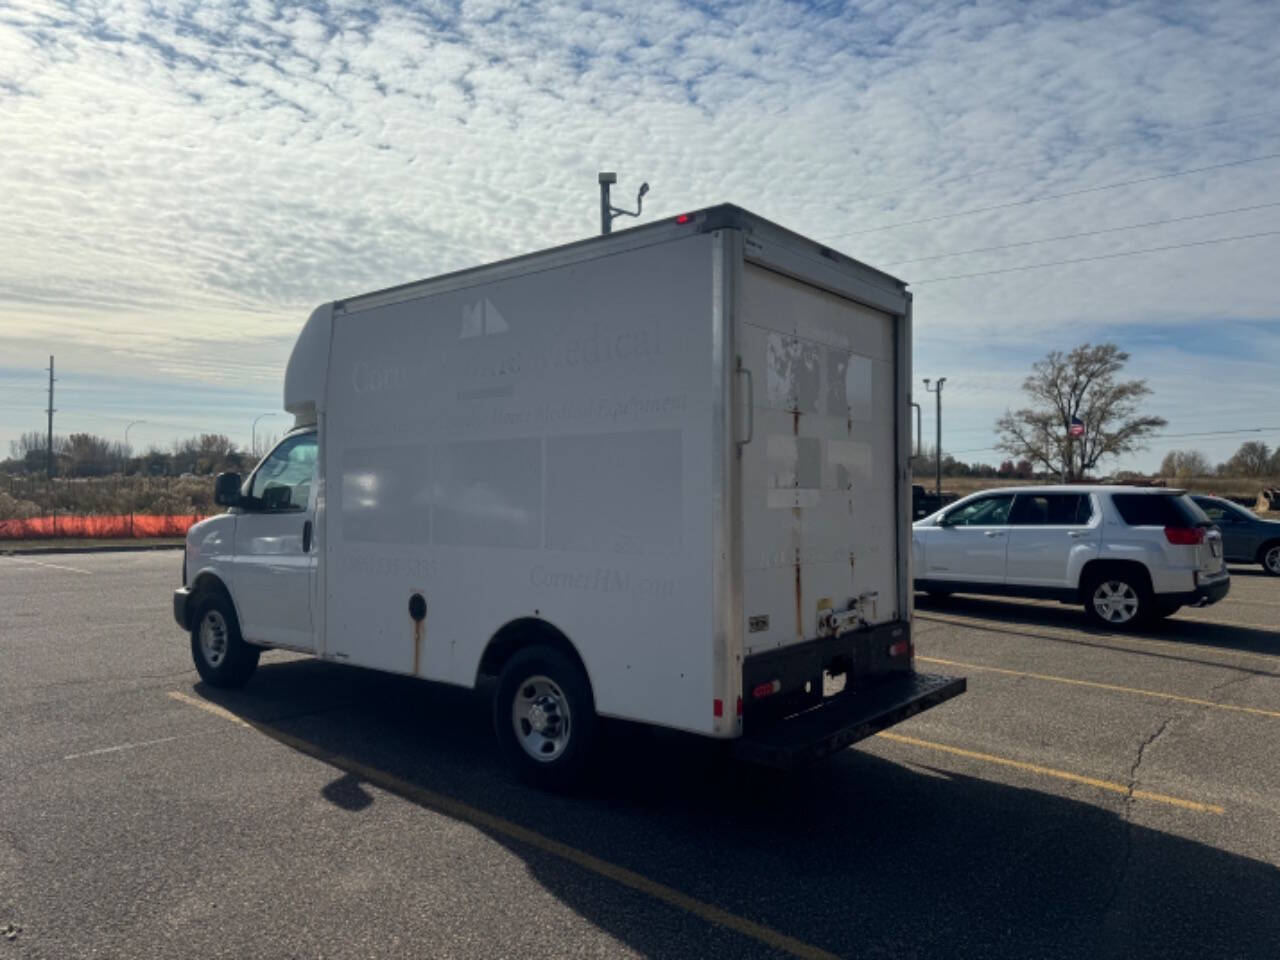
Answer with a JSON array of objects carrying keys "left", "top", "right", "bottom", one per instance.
[{"left": 173, "top": 204, "right": 964, "bottom": 786}]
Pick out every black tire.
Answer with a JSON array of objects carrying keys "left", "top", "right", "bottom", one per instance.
[
  {"left": 1258, "top": 541, "right": 1280, "bottom": 577},
  {"left": 494, "top": 645, "right": 596, "bottom": 789},
  {"left": 1082, "top": 569, "right": 1152, "bottom": 631},
  {"left": 189, "top": 592, "right": 260, "bottom": 688}
]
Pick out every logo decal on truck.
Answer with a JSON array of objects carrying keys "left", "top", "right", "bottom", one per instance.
[{"left": 460, "top": 298, "right": 510, "bottom": 339}]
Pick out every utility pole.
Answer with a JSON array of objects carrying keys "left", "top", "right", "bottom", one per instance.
[
  {"left": 45, "top": 355, "right": 56, "bottom": 480},
  {"left": 923, "top": 377, "right": 946, "bottom": 502}
]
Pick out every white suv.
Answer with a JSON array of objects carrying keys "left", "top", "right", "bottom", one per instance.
[{"left": 912, "top": 486, "right": 1229, "bottom": 629}]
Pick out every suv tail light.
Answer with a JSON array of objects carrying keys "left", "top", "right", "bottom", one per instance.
[{"left": 1164, "top": 526, "right": 1205, "bottom": 545}]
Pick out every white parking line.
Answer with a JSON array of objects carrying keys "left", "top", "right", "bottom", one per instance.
[
  {"left": 0, "top": 555, "right": 93, "bottom": 575},
  {"left": 63, "top": 736, "right": 180, "bottom": 760}
]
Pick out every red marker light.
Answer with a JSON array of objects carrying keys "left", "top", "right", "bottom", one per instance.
[
  {"left": 752, "top": 679, "right": 782, "bottom": 699},
  {"left": 675, "top": 213, "right": 693, "bottom": 224},
  {"left": 713, "top": 698, "right": 724, "bottom": 717}
]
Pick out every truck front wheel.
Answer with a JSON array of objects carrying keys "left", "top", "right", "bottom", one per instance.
[
  {"left": 494, "top": 645, "right": 596, "bottom": 789},
  {"left": 190, "top": 593, "right": 260, "bottom": 688}
]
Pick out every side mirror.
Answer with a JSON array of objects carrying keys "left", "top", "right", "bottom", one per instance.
[
  {"left": 214, "top": 472, "right": 242, "bottom": 507},
  {"left": 261, "top": 485, "right": 293, "bottom": 511}
]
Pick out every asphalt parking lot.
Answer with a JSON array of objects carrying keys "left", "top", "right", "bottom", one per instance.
[{"left": 2, "top": 550, "right": 1278, "bottom": 959}]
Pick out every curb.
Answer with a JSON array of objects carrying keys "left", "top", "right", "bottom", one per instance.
[{"left": 1, "top": 542, "right": 184, "bottom": 556}]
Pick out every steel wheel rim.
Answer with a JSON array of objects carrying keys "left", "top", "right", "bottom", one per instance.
[
  {"left": 199, "top": 610, "right": 229, "bottom": 667},
  {"left": 1093, "top": 581, "right": 1139, "bottom": 624},
  {"left": 511, "top": 674, "right": 572, "bottom": 763},
  {"left": 1266, "top": 546, "right": 1280, "bottom": 574}
]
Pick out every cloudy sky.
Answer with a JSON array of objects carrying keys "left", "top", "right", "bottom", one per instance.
[{"left": 2, "top": 0, "right": 1278, "bottom": 470}]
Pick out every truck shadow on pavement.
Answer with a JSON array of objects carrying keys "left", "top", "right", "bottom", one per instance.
[
  {"left": 191, "top": 659, "right": 1280, "bottom": 960},
  {"left": 914, "top": 593, "right": 1280, "bottom": 663}
]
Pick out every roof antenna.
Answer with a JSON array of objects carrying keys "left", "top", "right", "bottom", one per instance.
[{"left": 598, "top": 173, "right": 649, "bottom": 235}]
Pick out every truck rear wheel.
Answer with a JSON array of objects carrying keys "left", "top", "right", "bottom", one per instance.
[
  {"left": 190, "top": 593, "right": 260, "bottom": 688},
  {"left": 494, "top": 645, "right": 596, "bottom": 789}
]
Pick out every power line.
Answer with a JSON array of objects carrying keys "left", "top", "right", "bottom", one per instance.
[
  {"left": 824, "top": 150, "right": 1280, "bottom": 239},
  {"left": 910, "top": 229, "right": 1280, "bottom": 284},
  {"left": 882, "top": 201, "right": 1280, "bottom": 266}
]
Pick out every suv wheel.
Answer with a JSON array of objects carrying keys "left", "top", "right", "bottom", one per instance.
[
  {"left": 1084, "top": 573, "right": 1150, "bottom": 630},
  {"left": 1261, "top": 542, "right": 1280, "bottom": 577}
]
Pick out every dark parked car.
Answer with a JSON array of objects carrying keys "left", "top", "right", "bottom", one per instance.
[{"left": 1191, "top": 495, "right": 1280, "bottom": 577}]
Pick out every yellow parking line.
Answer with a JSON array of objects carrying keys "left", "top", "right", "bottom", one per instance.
[
  {"left": 916, "top": 611, "right": 1280, "bottom": 667},
  {"left": 167, "top": 690, "right": 838, "bottom": 960},
  {"left": 167, "top": 690, "right": 253, "bottom": 728},
  {"left": 917, "top": 655, "right": 1280, "bottom": 720},
  {"left": 877, "top": 732, "right": 1224, "bottom": 814}
]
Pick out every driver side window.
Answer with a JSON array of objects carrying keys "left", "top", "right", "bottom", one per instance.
[
  {"left": 945, "top": 494, "right": 1013, "bottom": 526},
  {"left": 246, "top": 433, "right": 317, "bottom": 512}
]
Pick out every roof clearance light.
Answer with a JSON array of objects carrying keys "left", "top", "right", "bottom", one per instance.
[{"left": 675, "top": 213, "right": 693, "bottom": 224}]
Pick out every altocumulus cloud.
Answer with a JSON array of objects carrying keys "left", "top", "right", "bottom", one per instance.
[{"left": 1, "top": 0, "right": 1278, "bottom": 467}]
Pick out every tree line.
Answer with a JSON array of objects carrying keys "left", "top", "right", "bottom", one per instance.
[
  {"left": 1160, "top": 442, "right": 1280, "bottom": 479},
  {"left": 3, "top": 430, "right": 272, "bottom": 478}
]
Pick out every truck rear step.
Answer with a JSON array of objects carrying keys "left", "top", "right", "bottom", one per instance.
[{"left": 732, "top": 673, "right": 966, "bottom": 769}]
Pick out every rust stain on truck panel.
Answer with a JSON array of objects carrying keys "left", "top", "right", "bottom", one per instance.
[
  {"left": 408, "top": 591, "right": 427, "bottom": 676},
  {"left": 792, "top": 405, "right": 802, "bottom": 640},
  {"left": 794, "top": 547, "right": 804, "bottom": 641}
]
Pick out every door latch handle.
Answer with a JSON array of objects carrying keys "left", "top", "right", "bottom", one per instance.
[
  {"left": 1068, "top": 531, "right": 1086, "bottom": 538},
  {"left": 984, "top": 531, "right": 1003, "bottom": 537},
  {"left": 302, "top": 520, "right": 313, "bottom": 553}
]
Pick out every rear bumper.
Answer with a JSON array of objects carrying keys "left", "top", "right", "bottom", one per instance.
[
  {"left": 732, "top": 672, "right": 967, "bottom": 769},
  {"left": 173, "top": 587, "right": 192, "bottom": 630},
  {"left": 1165, "top": 573, "right": 1230, "bottom": 608}
]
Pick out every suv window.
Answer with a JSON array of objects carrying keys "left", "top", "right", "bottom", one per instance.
[
  {"left": 944, "top": 493, "right": 1013, "bottom": 526},
  {"left": 246, "top": 432, "right": 317, "bottom": 512},
  {"left": 1112, "top": 493, "right": 1206, "bottom": 527},
  {"left": 1193, "top": 497, "right": 1253, "bottom": 523},
  {"left": 1010, "top": 493, "right": 1093, "bottom": 525}
]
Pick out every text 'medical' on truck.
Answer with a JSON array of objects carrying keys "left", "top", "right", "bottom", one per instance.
[{"left": 173, "top": 204, "right": 965, "bottom": 787}]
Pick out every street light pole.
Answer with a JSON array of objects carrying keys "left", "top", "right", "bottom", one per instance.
[
  {"left": 124, "top": 420, "right": 146, "bottom": 475},
  {"left": 252, "top": 413, "right": 278, "bottom": 458},
  {"left": 923, "top": 377, "right": 946, "bottom": 502}
]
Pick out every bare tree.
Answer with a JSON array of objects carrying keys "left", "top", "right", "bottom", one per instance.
[
  {"left": 995, "top": 343, "right": 1166, "bottom": 482},
  {"left": 1160, "top": 449, "right": 1211, "bottom": 478},
  {"left": 1226, "top": 441, "right": 1273, "bottom": 477},
  {"left": 8, "top": 430, "right": 67, "bottom": 472}
]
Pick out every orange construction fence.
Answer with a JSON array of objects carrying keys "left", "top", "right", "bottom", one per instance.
[{"left": 0, "top": 514, "right": 210, "bottom": 540}]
